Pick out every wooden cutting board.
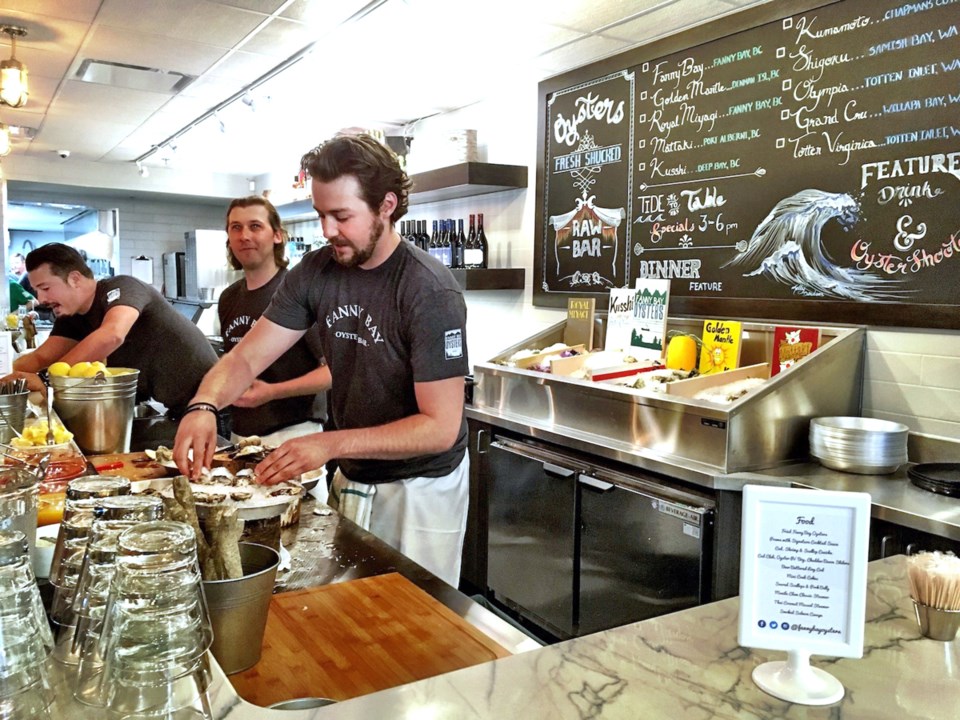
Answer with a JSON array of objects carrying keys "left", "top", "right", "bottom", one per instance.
[
  {"left": 87, "top": 452, "right": 173, "bottom": 480},
  {"left": 228, "top": 573, "right": 510, "bottom": 706}
]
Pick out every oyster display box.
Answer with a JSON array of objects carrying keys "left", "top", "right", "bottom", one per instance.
[{"left": 472, "top": 319, "right": 864, "bottom": 475}]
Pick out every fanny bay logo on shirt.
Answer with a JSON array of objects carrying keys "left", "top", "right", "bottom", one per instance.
[
  {"left": 444, "top": 329, "right": 463, "bottom": 359},
  {"left": 106, "top": 288, "right": 121, "bottom": 303}
]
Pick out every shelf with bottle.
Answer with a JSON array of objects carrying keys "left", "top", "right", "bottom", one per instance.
[
  {"left": 400, "top": 213, "right": 523, "bottom": 291},
  {"left": 275, "top": 161, "right": 528, "bottom": 221}
]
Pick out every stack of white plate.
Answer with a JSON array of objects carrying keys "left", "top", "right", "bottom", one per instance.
[{"left": 809, "top": 416, "right": 909, "bottom": 475}]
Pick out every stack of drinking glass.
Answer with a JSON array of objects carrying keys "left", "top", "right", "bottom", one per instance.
[
  {"left": 48, "top": 477, "right": 132, "bottom": 664},
  {"left": 0, "top": 530, "right": 55, "bottom": 719},
  {"left": 35, "top": 475, "right": 216, "bottom": 718}
]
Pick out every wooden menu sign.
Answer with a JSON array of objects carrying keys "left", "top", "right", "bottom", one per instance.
[{"left": 536, "top": 0, "right": 960, "bottom": 328}]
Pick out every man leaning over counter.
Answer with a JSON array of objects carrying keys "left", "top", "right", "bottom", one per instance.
[
  {"left": 8, "top": 243, "right": 219, "bottom": 423},
  {"left": 175, "top": 133, "right": 470, "bottom": 586}
]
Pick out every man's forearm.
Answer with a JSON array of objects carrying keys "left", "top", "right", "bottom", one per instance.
[
  {"left": 60, "top": 330, "right": 123, "bottom": 365},
  {"left": 263, "top": 365, "right": 332, "bottom": 401}
]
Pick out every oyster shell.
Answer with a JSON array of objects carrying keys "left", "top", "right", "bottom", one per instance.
[
  {"left": 193, "top": 491, "right": 226, "bottom": 505},
  {"left": 230, "top": 490, "right": 253, "bottom": 502},
  {"left": 268, "top": 485, "right": 301, "bottom": 497}
]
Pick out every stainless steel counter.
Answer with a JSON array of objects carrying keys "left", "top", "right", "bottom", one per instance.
[
  {"left": 468, "top": 406, "right": 960, "bottom": 543},
  {"left": 731, "top": 462, "right": 960, "bottom": 542}
]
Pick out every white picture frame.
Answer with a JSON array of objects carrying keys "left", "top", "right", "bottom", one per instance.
[{"left": 738, "top": 484, "right": 871, "bottom": 659}]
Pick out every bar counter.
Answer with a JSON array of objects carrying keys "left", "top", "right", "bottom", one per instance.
[
  {"left": 43, "top": 498, "right": 959, "bottom": 718},
  {"left": 198, "top": 555, "right": 958, "bottom": 719}
]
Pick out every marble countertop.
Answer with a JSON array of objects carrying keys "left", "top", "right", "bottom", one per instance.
[
  {"left": 204, "top": 554, "right": 957, "bottom": 719},
  {"left": 46, "top": 552, "right": 957, "bottom": 719}
]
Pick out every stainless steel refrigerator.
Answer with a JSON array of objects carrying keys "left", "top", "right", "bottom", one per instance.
[{"left": 486, "top": 435, "right": 715, "bottom": 639}]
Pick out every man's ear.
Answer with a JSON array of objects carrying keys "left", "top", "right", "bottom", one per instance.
[
  {"left": 67, "top": 270, "right": 85, "bottom": 287},
  {"left": 379, "top": 192, "right": 398, "bottom": 221}
]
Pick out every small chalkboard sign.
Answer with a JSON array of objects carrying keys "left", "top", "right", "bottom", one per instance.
[{"left": 738, "top": 484, "right": 870, "bottom": 705}]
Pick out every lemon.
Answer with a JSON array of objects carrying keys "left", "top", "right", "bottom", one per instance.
[
  {"left": 665, "top": 335, "right": 698, "bottom": 372},
  {"left": 5, "top": 313, "right": 18, "bottom": 329},
  {"left": 68, "top": 362, "right": 92, "bottom": 378},
  {"left": 48, "top": 362, "right": 72, "bottom": 377},
  {"left": 82, "top": 361, "right": 107, "bottom": 378}
]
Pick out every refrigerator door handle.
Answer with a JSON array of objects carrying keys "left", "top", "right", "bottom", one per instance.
[
  {"left": 543, "top": 462, "right": 576, "bottom": 478},
  {"left": 578, "top": 474, "right": 615, "bottom": 492}
]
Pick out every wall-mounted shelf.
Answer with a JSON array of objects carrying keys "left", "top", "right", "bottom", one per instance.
[
  {"left": 451, "top": 268, "right": 524, "bottom": 291},
  {"left": 277, "top": 162, "right": 528, "bottom": 222},
  {"left": 408, "top": 162, "right": 528, "bottom": 204}
]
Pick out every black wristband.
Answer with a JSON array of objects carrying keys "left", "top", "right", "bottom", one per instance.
[{"left": 183, "top": 402, "right": 218, "bottom": 416}]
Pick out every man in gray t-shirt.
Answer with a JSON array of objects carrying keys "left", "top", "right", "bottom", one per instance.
[
  {"left": 12, "top": 243, "right": 217, "bottom": 417},
  {"left": 175, "top": 134, "right": 470, "bottom": 586}
]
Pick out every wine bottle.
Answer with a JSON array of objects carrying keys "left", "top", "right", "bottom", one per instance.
[
  {"left": 464, "top": 214, "right": 479, "bottom": 268},
  {"left": 414, "top": 219, "right": 424, "bottom": 252},
  {"left": 440, "top": 219, "right": 452, "bottom": 267},
  {"left": 476, "top": 213, "right": 489, "bottom": 268},
  {"left": 454, "top": 218, "right": 466, "bottom": 269},
  {"left": 430, "top": 220, "right": 440, "bottom": 260}
]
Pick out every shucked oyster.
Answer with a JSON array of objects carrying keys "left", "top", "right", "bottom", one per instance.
[
  {"left": 145, "top": 446, "right": 174, "bottom": 464},
  {"left": 233, "top": 469, "right": 255, "bottom": 486},
  {"left": 268, "top": 485, "right": 301, "bottom": 497},
  {"left": 193, "top": 491, "right": 226, "bottom": 504}
]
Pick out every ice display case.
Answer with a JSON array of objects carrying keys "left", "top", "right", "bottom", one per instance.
[{"left": 471, "top": 318, "right": 864, "bottom": 478}]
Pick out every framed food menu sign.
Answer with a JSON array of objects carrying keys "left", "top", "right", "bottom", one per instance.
[{"left": 739, "top": 485, "right": 870, "bottom": 656}]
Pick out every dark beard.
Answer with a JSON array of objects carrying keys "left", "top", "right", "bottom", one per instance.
[{"left": 332, "top": 217, "right": 383, "bottom": 268}]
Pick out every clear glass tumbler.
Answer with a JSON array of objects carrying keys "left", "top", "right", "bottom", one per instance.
[
  {"left": 0, "top": 530, "right": 55, "bottom": 717},
  {"left": 48, "top": 476, "right": 131, "bottom": 588},
  {"left": 83, "top": 521, "right": 214, "bottom": 718},
  {"left": 60, "top": 494, "right": 165, "bottom": 671},
  {"left": 0, "top": 468, "right": 39, "bottom": 565}
]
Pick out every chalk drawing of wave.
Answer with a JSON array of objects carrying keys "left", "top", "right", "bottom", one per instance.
[{"left": 722, "top": 189, "right": 904, "bottom": 301}]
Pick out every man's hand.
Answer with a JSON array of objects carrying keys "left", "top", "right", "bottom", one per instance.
[
  {"left": 173, "top": 410, "right": 218, "bottom": 480},
  {"left": 232, "top": 379, "right": 274, "bottom": 408},
  {"left": 255, "top": 432, "right": 332, "bottom": 486},
  {"left": 0, "top": 371, "right": 47, "bottom": 395}
]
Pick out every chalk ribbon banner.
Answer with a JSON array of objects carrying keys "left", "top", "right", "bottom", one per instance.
[{"left": 738, "top": 484, "right": 870, "bottom": 706}]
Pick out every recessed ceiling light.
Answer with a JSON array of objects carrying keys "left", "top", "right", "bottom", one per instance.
[{"left": 75, "top": 59, "right": 195, "bottom": 94}]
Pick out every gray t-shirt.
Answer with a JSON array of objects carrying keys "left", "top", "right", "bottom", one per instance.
[
  {"left": 219, "top": 269, "right": 325, "bottom": 436},
  {"left": 51, "top": 276, "right": 218, "bottom": 415},
  {"left": 264, "top": 241, "right": 468, "bottom": 483}
]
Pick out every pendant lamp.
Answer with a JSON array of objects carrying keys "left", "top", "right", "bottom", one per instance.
[{"left": 0, "top": 25, "right": 28, "bottom": 108}]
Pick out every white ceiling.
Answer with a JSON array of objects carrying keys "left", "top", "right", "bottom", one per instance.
[{"left": 0, "top": 0, "right": 764, "bottom": 228}]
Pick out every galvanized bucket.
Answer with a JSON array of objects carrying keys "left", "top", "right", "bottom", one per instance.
[
  {"left": 202, "top": 542, "right": 280, "bottom": 674},
  {"left": 0, "top": 391, "right": 28, "bottom": 444},
  {"left": 50, "top": 369, "right": 140, "bottom": 454}
]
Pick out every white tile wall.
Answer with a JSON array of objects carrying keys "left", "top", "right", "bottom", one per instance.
[
  {"left": 864, "top": 328, "right": 960, "bottom": 440},
  {"left": 9, "top": 191, "right": 226, "bottom": 288}
]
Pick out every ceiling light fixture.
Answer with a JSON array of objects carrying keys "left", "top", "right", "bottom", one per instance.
[
  {"left": 132, "top": 0, "right": 391, "bottom": 168},
  {"left": 0, "top": 125, "right": 11, "bottom": 157},
  {"left": 136, "top": 161, "right": 149, "bottom": 178},
  {"left": 0, "top": 25, "right": 28, "bottom": 108}
]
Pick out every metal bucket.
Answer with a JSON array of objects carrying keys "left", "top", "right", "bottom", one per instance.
[
  {"left": 202, "top": 542, "right": 279, "bottom": 674},
  {"left": 50, "top": 369, "right": 139, "bottom": 454},
  {"left": 0, "top": 391, "right": 28, "bottom": 444}
]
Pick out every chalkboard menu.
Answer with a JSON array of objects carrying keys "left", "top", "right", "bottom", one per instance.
[{"left": 535, "top": 0, "right": 960, "bottom": 328}]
